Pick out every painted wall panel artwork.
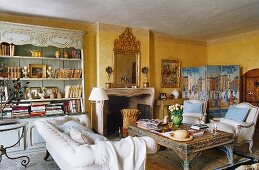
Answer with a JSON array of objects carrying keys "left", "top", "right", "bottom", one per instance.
[
  {"left": 182, "top": 65, "right": 240, "bottom": 117},
  {"left": 161, "top": 59, "right": 181, "bottom": 88}
]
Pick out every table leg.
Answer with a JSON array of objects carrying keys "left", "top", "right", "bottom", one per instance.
[
  {"left": 220, "top": 144, "right": 234, "bottom": 165},
  {"left": 44, "top": 149, "right": 50, "bottom": 161},
  {"left": 225, "top": 145, "right": 234, "bottom": 165},
  {"left": 183, "top": 160, "right": 190, "bottom": 170},
  {"left": 169, "top": 148, "right": 199, "bottom": 170},
  {"left": 2, "top": 126, "right": 30, "bottom": 167}
]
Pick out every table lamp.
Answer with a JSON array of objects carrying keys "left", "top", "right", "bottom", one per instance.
[{"left": 88, "top": 87, "right": 109, "bottom": 128}]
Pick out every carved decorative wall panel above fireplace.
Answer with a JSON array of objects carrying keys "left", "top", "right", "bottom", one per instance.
[{"left": 93, "top": 88, "right": 155, "bottom": 136}]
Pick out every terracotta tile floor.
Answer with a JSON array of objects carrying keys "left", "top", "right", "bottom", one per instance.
[{"left": 146, "top": 128, "right": 259, "bottom": 170}]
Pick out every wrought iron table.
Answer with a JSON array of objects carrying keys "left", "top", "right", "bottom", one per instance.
[
  {"left": 0, "top": 121, "right": 30, "bottom": 167},
  {"left": 128, "top": 124, "right": 234, "bottom": 170}
]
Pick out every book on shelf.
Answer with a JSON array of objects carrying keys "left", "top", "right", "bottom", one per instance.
[
  {"left": 30, "top": 112, "right": 45, "bottom": 117},
  {"left": 46, "top": 102, "right": 64, "bottom": 115},
  {"left": 12, "top": 113, "right": 30, "bottom": 118},
  {"left": 190, "top": 124, "right": 209, "bottom": 130},
  {"left": 2, "top": 108, "right": 12, "bottom": 118},
  {"left": 31, "top": 105, "right": 46, "bottom": 111},
  {"left": 12, "top": 105, "right": 29, "bottom": 115},
  {"left": 31, "top": 102, "right": 50, "bottom": 106},
  {"left": 46, "top": 110, "right": 64, "bottom": 116},
  {"left": 64, "top": 99, "right": 81, "bottom": 114}
]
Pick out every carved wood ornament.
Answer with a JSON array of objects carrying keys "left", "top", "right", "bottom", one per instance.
[
  {"left": 113, "top": 27, "right": 141, "bottom": 87},
  {"left": 113, "top": 27, "right": 140, "bottom": 54},
  {"left": 0, "top": 21, "right": 85, "bottom": 49}
]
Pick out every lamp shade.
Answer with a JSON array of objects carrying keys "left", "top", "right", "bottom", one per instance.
[{"left": 88, "top": 87, "right": 109, "bottom": 101}]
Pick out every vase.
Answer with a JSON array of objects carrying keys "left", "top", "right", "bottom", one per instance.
[
  {"left": 143, "top": 82, "right": 149, "bottom": 88},
  {"left": 171, "top": 89, "right": 180, "bottom": 99},
  {"left": 105, "top": 83, "right": 112, "bottom": 88},
  {"left": 171, "top": 114, "right": 183, "bottom": 127}
]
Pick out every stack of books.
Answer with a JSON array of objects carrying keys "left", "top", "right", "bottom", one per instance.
[
  {"left": 46, "top": 102, "right": 64, "bottom": 116},
  {"left": 64, "top": 99, "right": 81, "bottom": 114},
  {"left": 30, "top": 102, "right": 48, "bottom": 117},
  {"left": 12, "top": 104, "right": 30, "bottom": 118},
  {"left": 136, "top": 119, "right": 161, "bottom": 130},
  {"left": 190, "top": 124, "right": 209, "bottom": 130},
  {"left": 2, "top": 107, "right": 12, "bottom": 118}
]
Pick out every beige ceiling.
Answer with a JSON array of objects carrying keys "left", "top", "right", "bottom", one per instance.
[{"left": 0, "top": 0, "right": 259, "bottom": 41}]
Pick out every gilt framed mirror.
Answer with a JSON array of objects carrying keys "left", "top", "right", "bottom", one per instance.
[{"left": 113, "top": 27, "right": 141, "bottom": 87}]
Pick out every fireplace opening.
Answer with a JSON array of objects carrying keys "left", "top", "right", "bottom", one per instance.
[
  {"left": 106, "top": 96, "right": 129, "bottom": 136},
  {"left": 105, "top": 96, "right": 152, "bottom": 137}
]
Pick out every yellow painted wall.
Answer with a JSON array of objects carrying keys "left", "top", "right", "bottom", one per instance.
[
  {"left": 97, "top": 23, "right": 150, "bottom": 87},
  {"left": 2, "top": 13, "right": 240, "bottom": 118},
  {"left": 150, "top": 32, "right": 207, "bottom": 98},
  {"left": 207, "top": 30, "right": 259, "bottom": 74},
  {"left": 0, "top": 13, "right": 96, "bottom": 113}
]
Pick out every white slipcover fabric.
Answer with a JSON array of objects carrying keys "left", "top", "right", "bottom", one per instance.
[{"left": 34, "top": 116, "right": 157, "bottom": 170}]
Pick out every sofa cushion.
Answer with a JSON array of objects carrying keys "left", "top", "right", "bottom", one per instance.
[
  {"left": 183, "top": 112, "right": 202, "bottom": 118},
  {"left": 48, "top": 116, "right": 71, "bottom": 126},
  {"left": 70, "top": 127, "right": 90, "bottom": 145},
  {"left": 213, "top": 122, "right": 236, "bottom": 134},
  {"left": 225, "top": 105, "right": 249, "bottom": 123},
  {"left": 79, "top": 129, "right": 108, "bottom": 144},
  {"left": 58, "top": 120, "right": 92, "bottom": 134},
  {"left": 220, "top": 118, "right": 241, "bottom": 129},
  {"left": 57, "top": 120, "right": 107, "bottom": 144},
  {"left": 183, "top": 101, "right": 202, "bottom": 114},
  {"left": 182, "top": 115, "right": 201, "bottom": 124}
]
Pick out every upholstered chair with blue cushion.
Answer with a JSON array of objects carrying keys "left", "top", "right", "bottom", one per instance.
[
  {"left": 210, "top": 102, "right": 259, "bottom": 153},
  {"left": 182, "top": 99, "right": 208, "bottom": 124}
]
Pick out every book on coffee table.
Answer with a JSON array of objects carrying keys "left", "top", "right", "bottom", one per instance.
[{"left": 191, "top": 124, "right": 209, "bottom": 130}]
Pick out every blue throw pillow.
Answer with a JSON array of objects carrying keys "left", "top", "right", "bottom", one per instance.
[
  {"left": 225, "top": 105, "right": 249, "bottom": 123},
  {"left": 183, "top": 101, "right": 202, "bottom": 114}
]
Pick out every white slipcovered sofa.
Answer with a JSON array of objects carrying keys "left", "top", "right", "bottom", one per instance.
[{"left": 34, "top": 115, "right": 157, "bottom": 170}]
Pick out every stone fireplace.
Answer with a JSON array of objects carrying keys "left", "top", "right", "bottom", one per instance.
[{"left": 93, "top": 88, "right": 155, "bottom": 136}]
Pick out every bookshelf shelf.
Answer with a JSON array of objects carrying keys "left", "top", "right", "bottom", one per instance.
[
  {"left": 0, "top": 55, "right": 82, "bottom": 61},
  {"left": 19, "top": 97, "right": 83, "bottom": 102},
  {"left": 0, "top": 78, "right": 82, "bottom": 81}
]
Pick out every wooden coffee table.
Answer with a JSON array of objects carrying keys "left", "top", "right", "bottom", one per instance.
[{"left": 128, "top": 124, "right": 234, "bottom": 170}]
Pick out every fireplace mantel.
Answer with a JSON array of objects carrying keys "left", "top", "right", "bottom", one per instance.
[
  {"left": 105, "top": 88, "right": 155, "bottom": 105},
  {"left": 93, "top": 88, "right": 155, "bottom": 135}
]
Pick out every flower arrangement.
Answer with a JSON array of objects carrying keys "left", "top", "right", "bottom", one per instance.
[
  {"left": 168, "top": 104, "right": 183, "bottom": 126},
  {"left": 105, "top": 66, "right": 113, "bottom": 82},
  {"left": 168, "top": 104, "right": 183, "bottom": 116},
  {"left": 141, "top": 67, "right": 149, "bottom": 82}
]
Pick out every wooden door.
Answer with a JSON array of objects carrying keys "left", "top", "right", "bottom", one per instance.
[
  {"left": 243, "top": 69, "right": 259, "bottom": 128},
  {"left": 244, "top": 78, "right": 259, "bottom": 103}
]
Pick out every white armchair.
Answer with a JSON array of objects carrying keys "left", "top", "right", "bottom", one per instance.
[
  {"left": 210, "top": 102, "right": 259, "bottom": 153},
  {"left": 182, "top": 99, "right": 207, "bottom": 124}
]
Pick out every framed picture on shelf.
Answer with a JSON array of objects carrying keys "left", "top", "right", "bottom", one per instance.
[
  {"left": 159, "top": 93, "right": 167, "bottom": 100},
  {"left": 29, "top": 64, "right": 47, "bottom": 78},
  {"left": 161, "top": 59, "right": 181, "bottom": 88},
  {"left": 26, "top": 87, "right": 41, "bottom": 99},
  {"left": 44, "top": 87, "right": 58, "bottom": 98}
]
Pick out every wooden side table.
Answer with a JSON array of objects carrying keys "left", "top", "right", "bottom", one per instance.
[{"left": 156, "top": 99, "right": 184, "bottom": 119}]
